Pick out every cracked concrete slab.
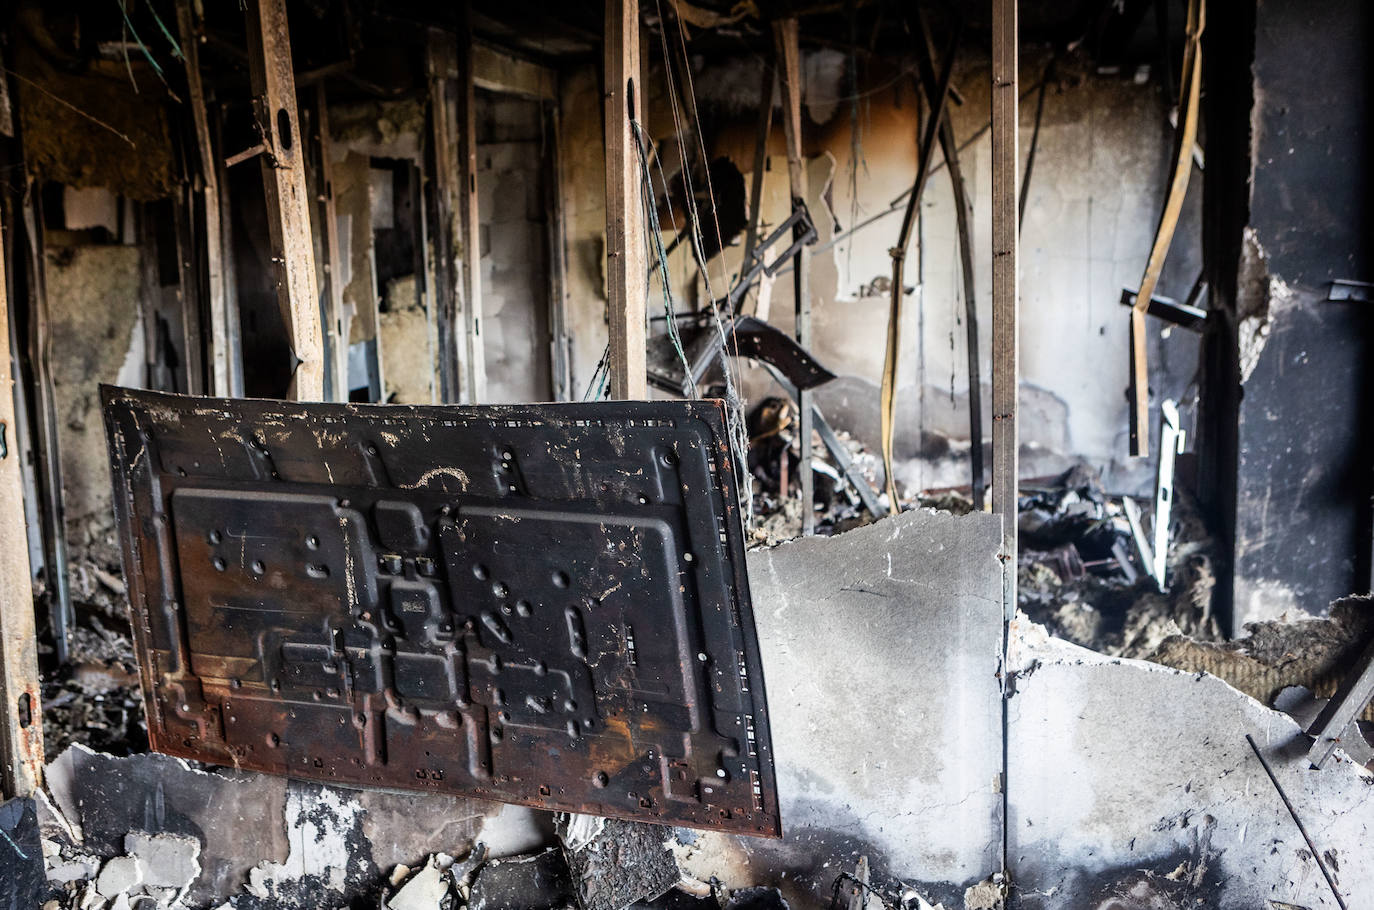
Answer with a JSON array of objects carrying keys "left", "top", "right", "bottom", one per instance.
[
  {"left": 1007, "top": 621, "right": 1374, "bottom": 909},
  {"left": 676, "top": 509, "right": 1006, "bottom": 909}
]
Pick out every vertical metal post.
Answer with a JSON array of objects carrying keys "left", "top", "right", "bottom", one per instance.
[
  {"left": 0, "top": 208, "right": 43, "bottom": 798},
  {"left": 244, "top": 0, "right": 325, "bottom": 401},
  {"left": 991, "top": 0, "right": 1019, "bottom": 617},
  {"left": 604, "top": 0, "right": 647, "bottom": 400},
  {"left": 19, "top": 186, "right": 70, "bottom": 664},
  {"left": 741, "top": 61, "right": 774, "bottom": 278},
  {"left": 773, "top": 18, "right": 813, "bottom": 534}
]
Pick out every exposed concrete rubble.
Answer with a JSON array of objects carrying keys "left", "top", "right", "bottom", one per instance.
[
  {"left": 556, "top": 816, "right": 680, "bottom": 910},
  {"left": 37, "top": 743, "right": 541, "bottom": 908}
]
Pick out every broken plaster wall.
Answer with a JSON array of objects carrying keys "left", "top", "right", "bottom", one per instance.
[
  {"left": 1225, "top": 0, "right": 1374, "bottom": 629},
  {"left": 558, "top": 49, "right": 1202, "bottom": 497},
  {"left": 1007, "top": 623, "right": 1374, "bottom": 908}
]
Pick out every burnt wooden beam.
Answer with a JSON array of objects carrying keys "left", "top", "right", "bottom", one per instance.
[
  {"left": 604, "top": 0, "right": 647, "bottom": 399},
  {"left": 991, "top": 0, "right": 1019, "bottom": 617},
  {"left": 428, "top": 30, "right": 462, "bottom": 403},
  {"left": 772, "top": 17, "right": 813, "bottom": 535},
  {"left": 244, "top": 0, "right": 325, "bottom": 401},
  {"left": 0, "top": 207, "right": 43, "bottom": 798}
]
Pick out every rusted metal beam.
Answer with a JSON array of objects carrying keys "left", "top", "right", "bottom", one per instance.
[
  {"left": 992, "top": 0, "right": 1019, "bottom": 616},
  {"left": 243, "top": 0, "right": 324, "bottom": 401},
  {"left": 458, "top": 10, "right": 487, "bottom": 402},
  {"left": 604, "top": 0, "right": 647, "bottom": 400},
  {"left": 772, "top": 17, "right": 813, "bottom": 535},
  {"left": 0, "top": 208, "right": 43, "bottom": 798}
]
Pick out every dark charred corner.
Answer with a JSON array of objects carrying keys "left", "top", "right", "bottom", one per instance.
[{"left": 0, "top": 1, "right": 1372, "bottom": 910}]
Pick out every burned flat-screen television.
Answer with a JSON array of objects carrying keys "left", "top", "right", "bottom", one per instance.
[{"left": 102, "top": 386, "right": 779, "bottom": 837}]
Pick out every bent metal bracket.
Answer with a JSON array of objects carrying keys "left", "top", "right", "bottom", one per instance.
[{"left": 102, "top": 387, "right": 779, "bottom": 837}]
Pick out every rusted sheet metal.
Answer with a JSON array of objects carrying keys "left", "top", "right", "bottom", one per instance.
[{"left": 102, "top": 387, "right": 779, "bottom": 837}]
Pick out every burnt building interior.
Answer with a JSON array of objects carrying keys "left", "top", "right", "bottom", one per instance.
[{"left": 0, "top": 0, "right": 1372, "bottom": 908}]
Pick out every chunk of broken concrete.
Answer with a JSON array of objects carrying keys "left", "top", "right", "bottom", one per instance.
[
  {"left": 95, "top": 854, "right": 145, "bottom": 898},
  {"left": 558, "top": 815, "right": 679, "bottom": 910},
  {"left": 468, "top": 848, "right": 574, "bottom": 910},
  {"left": 46, "top": 852, "right": 101, "bottom": 884},
  {"left": 387, "top": 854, "right": 454, "bottom": 910},
  {"left": 124, "top": 832, "right": 201, "bottom": 890}
]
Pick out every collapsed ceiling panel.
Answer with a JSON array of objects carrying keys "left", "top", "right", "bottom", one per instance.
[{"left": 101, "top": 387, "right": 779, "bottom": 837}]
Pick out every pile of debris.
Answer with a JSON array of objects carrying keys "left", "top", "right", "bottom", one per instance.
[
  {"left": 1014, "top": 464, "right": 1221, "bottom": 659},
  {"left": 745, "top": 397, "right": 882, "bottom": 547}
]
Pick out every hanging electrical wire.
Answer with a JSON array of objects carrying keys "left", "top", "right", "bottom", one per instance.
[
  {"left": 632, "top": 120, "right": 694, "bottom": 391},
  {"left": 654, "top": 0, "right": 754, "bottom": 519}
]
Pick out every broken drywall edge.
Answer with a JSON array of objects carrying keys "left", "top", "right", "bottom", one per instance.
[
  {"left": 45, "top": 743, "right": 233, "bottom": 842},
  {"left": 1010, "top": 613, "right": 1373, "bottom": 764},
  {"left": 1008, "top": 616, "right": 1374, "bottom": 909}
]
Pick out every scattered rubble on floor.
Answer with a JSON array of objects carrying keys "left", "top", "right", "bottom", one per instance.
[
  {"left": 1016, "top": 464, "right": 1221, "bottom": 659},
  {"left": 745, "top": 397, "right": 882, "bottom": 546},
  {"left": 386, "top": 854, "right": 456, "bottom": 910}
]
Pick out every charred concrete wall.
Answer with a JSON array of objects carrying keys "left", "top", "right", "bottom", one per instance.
[
  {"left": 1206, "top": 0, "right": 1374, "bottom": 630},
  {"left": 559, "top": 49, "right": 1201, "bottom": 497}
]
